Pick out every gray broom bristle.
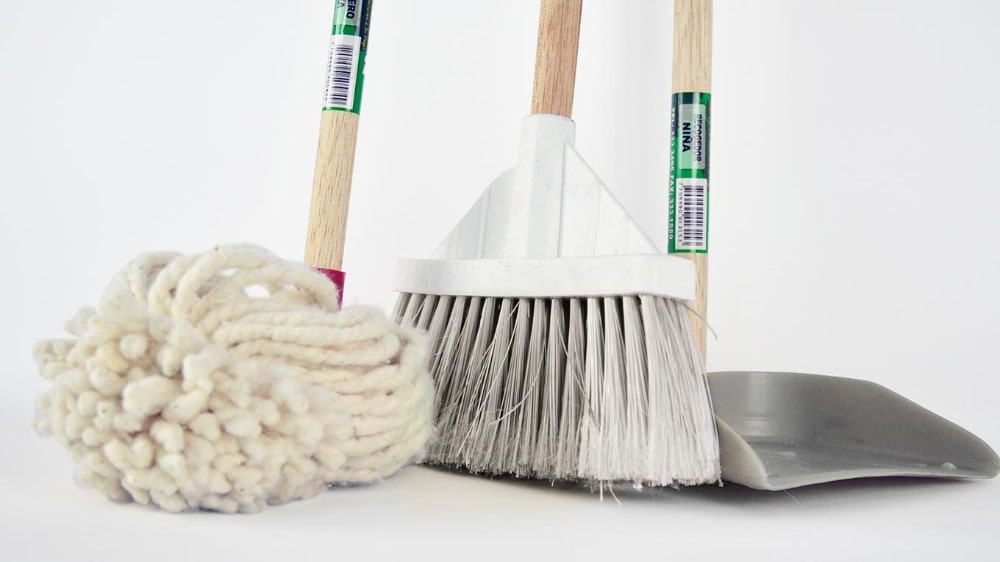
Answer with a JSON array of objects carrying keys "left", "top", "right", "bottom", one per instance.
[{"left": 394, "top": 292, "right": 720, "bottom": 487}]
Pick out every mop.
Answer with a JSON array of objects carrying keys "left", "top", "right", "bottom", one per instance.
[{"left": 31, "top": 0, "right": 434, "bottom": 513}]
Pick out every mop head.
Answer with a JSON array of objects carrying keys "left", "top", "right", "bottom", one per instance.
[{"left": 32, "top": 244, "right": 434, "bottom": 513}]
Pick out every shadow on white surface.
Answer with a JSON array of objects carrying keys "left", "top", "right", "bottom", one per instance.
[
  {"left": 417, "top": 463, "right": 985, "bottom": 511},
  {"left": 4, "top": 394, "right": 998, "bottom": 560}
]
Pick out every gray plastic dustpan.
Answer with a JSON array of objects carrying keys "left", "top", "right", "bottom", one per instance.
[{"left": 708, "top": 371, "right": 1000, "bottom": 490}]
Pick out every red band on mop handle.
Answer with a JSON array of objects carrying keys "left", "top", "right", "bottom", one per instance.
[{"left": 317, "top": 267, "right": 346, "bottom": 308}]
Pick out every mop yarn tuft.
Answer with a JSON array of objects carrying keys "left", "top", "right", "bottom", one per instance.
[{"left": 32, "top": 244, "right": 434, "bottom": 513}]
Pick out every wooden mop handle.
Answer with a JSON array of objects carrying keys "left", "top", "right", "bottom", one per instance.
[
  {"left": 531, "top": 0, "right": 583, "bottom": 117},
  {"left": 672, "top": 0, "right": 712, "bottom": 359},
  {"left": 305, "top": 1, "right": 373, "bottom": 301},
  {"left": 306, "top": 110, "right": 359, "bottom": 273}
]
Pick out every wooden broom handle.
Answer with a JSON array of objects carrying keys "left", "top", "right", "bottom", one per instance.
[
  {"left": 305, "top": 110, "right": 358, "bottom": 272},
  {"left": 673, "top": 0, "right": 712, "bottom": 359},
  {"left": 531, "top": 0, "right": 583, "bottom": 117}
]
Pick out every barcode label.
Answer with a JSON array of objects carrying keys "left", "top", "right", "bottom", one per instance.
[
  {"left": 668, "top": 92, "right": 710, "bottom": 254},
  {"left": 674, "top": 178, "right": 708, "bottom": 251},
  {"left": 323, "top": 35, "right": 361, "bottom": 111}
]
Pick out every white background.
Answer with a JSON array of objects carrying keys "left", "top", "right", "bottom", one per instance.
[{"left": 2, "top": 0, "right": 999, "bottom": 559}]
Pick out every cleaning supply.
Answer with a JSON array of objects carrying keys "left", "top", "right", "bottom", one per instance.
[
  {"left": 305, "top": 0, "right": 373, "bottom": 302},
  {"left": 669, "top": 0, "right": 712, "bottom": 359},
  {"left": 669, "top": 0, "right": 999, "bottom": 489},
  {"left": 33, "top": 246, "right": 432, "bottom": 513},
  {"left": 393, "top": 0, "right": 720, "bottom": 487},
  {"left": 31, "top": 1, "right": 434, "bottom": 513},
  {"left": 710, "top": 372, "right": 1000, "bottom": 489}
]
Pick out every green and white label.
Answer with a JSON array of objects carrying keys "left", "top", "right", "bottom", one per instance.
[
  {"left": 668, "top": 92, "right": 711, "bottom": 254},
  {"left": 323, "top": 0, "right": 371, "bottom": 113}
]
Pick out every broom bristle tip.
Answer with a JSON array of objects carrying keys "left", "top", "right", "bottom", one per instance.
[{"left": 396, "top": 291, "right": 720, "bottom": 487}]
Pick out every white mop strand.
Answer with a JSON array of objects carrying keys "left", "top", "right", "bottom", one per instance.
[
  {"left": 34, "top": 245, "right": 434, "bottom": 513},
  {"left": 395, "top": 293, "right": 720, "bottom": 487}
]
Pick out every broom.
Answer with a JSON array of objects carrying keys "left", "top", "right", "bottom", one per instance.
[{"left": 393, "top": 0, "right": 719, "bottom": 487}]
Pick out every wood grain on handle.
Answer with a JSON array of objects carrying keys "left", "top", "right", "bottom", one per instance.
[
  {"left": 673, "top": 0, "right": 712, "bottom": 92},
  {"left": 673, "top": 0, "right": 712, "bottom": 359},
  {"left": 305, "top": 110, "right": 359, "bottom": 271},
  {"left": 531, "top": 0, "right": 583, "bottom": 117}
]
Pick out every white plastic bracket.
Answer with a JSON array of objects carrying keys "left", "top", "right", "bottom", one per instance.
[{"left": 395, "top": 114, "right": 695, "bottom": 301}]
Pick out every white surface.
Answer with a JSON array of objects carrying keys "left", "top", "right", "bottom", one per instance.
[{"left": 1, "top": 0, "right": 998, "bottom": 559}]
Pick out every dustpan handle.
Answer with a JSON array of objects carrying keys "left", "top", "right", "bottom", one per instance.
[
  {"left": 673, "top": 0, "right": 712, "bottom": 92},
  {"left": 671, "top": 0, "right": 712, "bottom": 359},
  {"left": 531, "top": 0, "right": 582, "bottom": 117}
]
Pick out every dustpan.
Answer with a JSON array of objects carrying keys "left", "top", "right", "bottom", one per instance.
[
  {"left": 662, "top": 1, "right": 998, "bottom": 491},
  {"left": 709, "top": 371, "right": 1000, "bottom": 490}
]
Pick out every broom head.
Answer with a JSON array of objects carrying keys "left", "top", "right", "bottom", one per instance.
[{"left": 394, "top": 114, "right": 720, "bottom": 487}]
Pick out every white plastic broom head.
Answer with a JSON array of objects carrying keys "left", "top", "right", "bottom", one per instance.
[
  {"left": 394, "top": 114, "right": 694, "bottom": 300},
  {"left": 393, "top": 114, "right": 720, "bottom": 486}
]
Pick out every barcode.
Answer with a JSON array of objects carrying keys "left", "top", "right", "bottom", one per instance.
[
  {"left": 676, "top": 178, "right": 707, "bottom": 250},
  {"left": 324, "top": 35, "right": 361, "bottom": 110}
]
